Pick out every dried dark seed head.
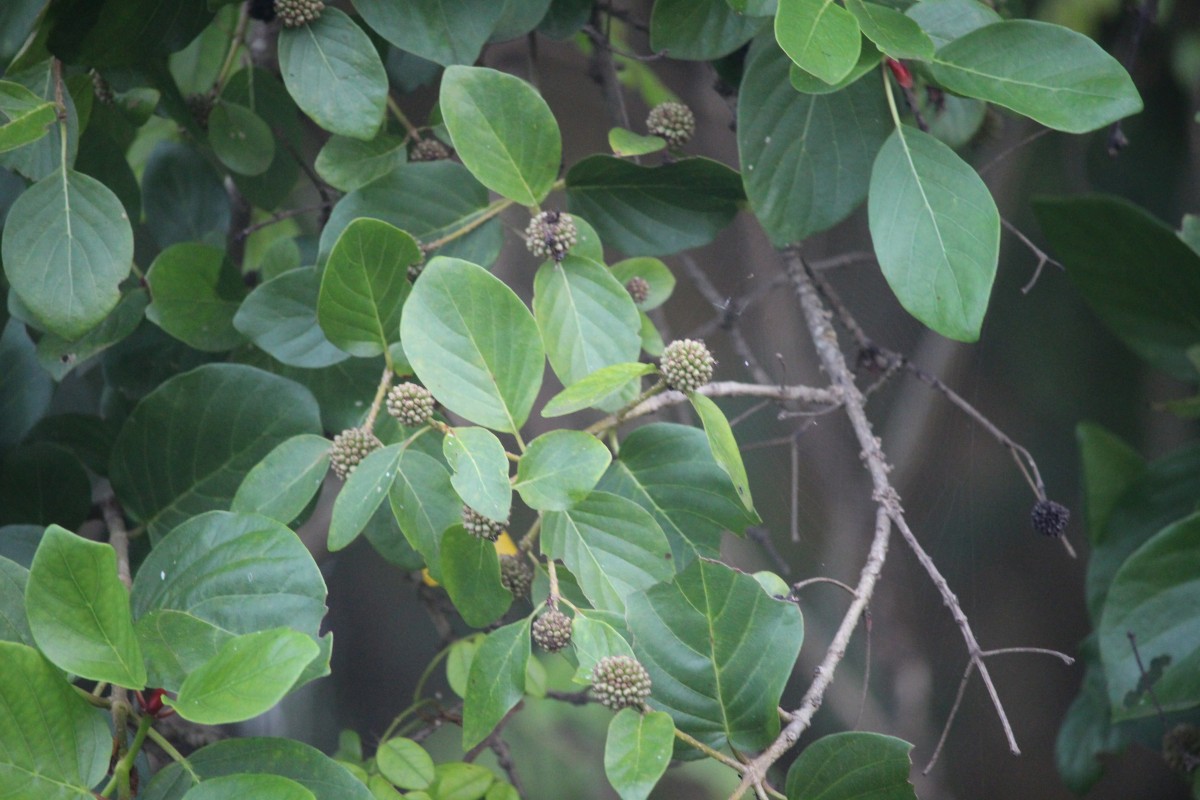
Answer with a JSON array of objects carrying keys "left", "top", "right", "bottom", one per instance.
[
  {"left": 410, "top": 138, "right": 451, "bottom": 162},
  {"left": 1030, "top": 499, "right": 1070, "bottom": 538},
  {"left": 499, "top": 555, "right": 534, "bottom": 600}
]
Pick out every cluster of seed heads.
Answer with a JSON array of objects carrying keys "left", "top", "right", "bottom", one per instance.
[
  {"left": 499, "top": 555, "right": 534, "bottom": 600},
  {"left": 591, "top": 655, "right": 652, "bottom": 710},
  {"left": 532, "top": 608, "right": 573, "bottom": 652},
  {"left": 330, "top": 428, "right": 382, "bottom": 479},
  {"left": 660, "top": 338, "right": 715, "bottom": 393},
  {"left": 524, "top": 211, "right": 578, "bottom": 262},
  {"left": 275, "top": 0, "right": 324, "bottom": 27},
  {"left": 625, "top": 276, "right": 650, "bottom": 305},
  {"left": 410, "top": 138, "right": 451, "bottom": 162},
  {"left": 386, "top": 382, "right": 435, "bottom": 427},
  {"left": 1030, "top": 499, "right": 1070, "bottom": 538},
  {"left": 1163, "top": 723, "right": 1200, "bottom": 774},
  {"left": 462, "top": 505, "right": 507, "bottom": 541},
  {"left": 646, "top": 101, "right": 695, "bottom": 149}
]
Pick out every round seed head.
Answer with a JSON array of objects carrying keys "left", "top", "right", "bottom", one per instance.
[
  {"left": 499, "top": 555, "right": 534, "bottom": 600},
  {"left": 625, "top": 276, "right": 651, "bottom": 305},
  {"left": 1030, "top": 500, "right": 1070, "bottom": 538},
  {"left": 532, "top": 608, "right": 573, "bottom": 652},
  {"left": 386, "top": 382, "right": 435, "bottom": 427},
  {"left": 462, "top": 505, "right": 507, "bottom": 541},
  {"left": 524, "top": 211, "right": 578, "bottom": 262},
  {"left": 275, "top": 0, "right": 324, "bottom": 27},
  {"left": 646, "top": 101, "right": 696, "bottom": 149},
  {"left": 330, "top": 428, "right": 382, "bottom": 479},
  {"left": 660, "top": 338, "right": 715, "bottom": 393},
  {"left": 591, "top": 655, "right": 652, "bottom": 710},
  {"left": 410, "top": 138, "right": 451, "bottom": 162},
  {"left": 1163, "top": 723, "right": 1200, "bottom": 774}
]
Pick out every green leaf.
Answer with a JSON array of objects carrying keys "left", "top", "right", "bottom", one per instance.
[
  {"left": 609, "top": 128, "right": 667, "bottom": 158},
  {"left": 598, "top": 423, "right": 759, "bottom": 563},
  {"left": 35, "top": 289, "right": 148, "bottom": 381},
  {"left": 0, "top": 442, "right": 92, "bottom": 529},
  {"left": 389, "top": 449, "right": 461, "bottom": 582},
  {"left": 929, "top": 20, "right": 1141, "bottom": 134},
  {"left": 440, "top": 526, "right": 512, "bottom": 628},
  {"left": 775, "top": 0, "right": 862, "bottom": 85},
  {"left": 401, "top": 257, "right": 545, "bottom": 433},
  {"left": 566, "top": 155, "right": 744, "bottom": 256},
  {"left": 141, "top": 737, "right": 374, "bottom": 800},
  {"left": 234, "top": 267, "right": 349, "bottom": 368},
  {"left": 0, "top": 319, "right": 52, "bottom": 447},
  {"left": 353, "top": 0, "right": 504, "bottom": 67},
  {"left": 168, "top": 627, "right": 319, "bottom": 724},
  {"left": 739, "top": 37, "right": 889, "bottom": 245},
  {"left": 315, "top": 134, "right": 407, "bottom": 192},
  {"left": 785, "top": 732, "right": 916, "bottom": 800},
  {"left": 610, "top": 258, "right": 675, "bottom": 311},
  {"left": 329, "top": 444, "right": 404, "bottom": 551},
  {"left": 25, "top": 525, "right": 146, "bottom": 687},
  {"left": 533, "top": 256, "right": 643, "bottom": 387},
  {"left": 689, "top": 393, "right": 755, "bottom": 513},
  {"left": 208, "top": 101, "right": 275, "bottom": 176},
  {"left": 135, "top": 609, "right": 232, "bottom": 692},
  {"left": 845, "top": 0, "right": 933, "bottom": 60},
  {"left": 110, "top": 365, "right": 322, "bottom": 536},
  {"left": 1099, "top": 513, "right": 1200, "bottom": 720},
  {"left": 182, "top": 774, "right": 316, "bottom": 800},
  {"left": 233, "top": 434, "right": 332, "bottom": 525},
  {"left": 462, "top": 617, "right": 530, "bottom": 750},
  {"left": 789, "top": 46, "right": 881, "bottom": 89},
  {"left": 0, "top": 557, "right": 31, "bottom": 646},
  {"left": 376, "top": 738, "right": 435, "bottom": 790},
  {"left": 1077, "top": 423, "right": 1144, "bottom": 549},
  {"left": 542, "top": 363, "right": 656, "bottom": 418},
  {"left": 649, "top": 0, "right": 765, "bottom": 60},
  {"left": 130, "top": 510, "right": 328, "bottom": 648},
  {"left": 625, "top": 558, "right": 804, "bottom": 751},
  {"left": 447, "top": 634, "right": 485, "bottom": 698},
  {"left": 1, "top": 167, "right": 133, "bottom": 340},
  {"left": 572, "top": 612, "right": 637, "bottom": 684},
  {"left": 604, "top": 709, "right": 674, "bottom": 800},
  {"left": 515, "top": 430, "right": 612, "bottom": 511},
  {"left": 320, "top": 219, "right": 417, "bottom": 357},
  {"left": 222, "top": 69, "right": 302, "bottom": 211},
  {"left": 543, "top": 491, "right": 674, "bottom": 613},
  {"left": 146, "top": 243, "right": 246, "bottom": 352},
  {"left": 0, "top": 642, "right": 109, "bottom": 800},
  {"left": 868, "top": 125, "right": 999, "bottom": 342},
  {"left": 320, "top": 161, "right": 501, "bottom": 266},
  {"left": 444, "top": 427, "right": 512, "bottom": 523},
  {"left": 0, "top": 60, "right": 79, "bottom": 182},
  {"left": 428, "top": 763, "right": 495, "bottom": 800},
  {"left": 904, "top": 0, "right": 1000, "bottom": 50},
  {"left": 0, "top": 80, "right": 56, "bottom": 153},
  {"left": 142, "top": 141, "right": 230, "bottom": 248},
  {"left": 1034, "top": 195, "right": 1200, "bottom": 381},
  {"left": 440, "top": 66, "right": 561, "bottom": 206},
  {"left": 278, "top": 8, "right": 387, "bottom": 140}
]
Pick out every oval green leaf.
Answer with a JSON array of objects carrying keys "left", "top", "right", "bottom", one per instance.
[
  {"left": 444, "top": 427, "right": 512, "bottom": 523},
  {"left": 689, "top": 393, "right": 755, "bottom": 513},
  {"left": 649, "top": 0, "right": 765, "bottom": 60},
  {"left": 572, "top": 612, "right": 637, "bottom": 684},
  {"left": 353, "top": 0, "right": 503, "bottom": 67},
  {"left": 135, "top": 609, "right": 232, "bottom": 693},
  {"left": 610, "top": 257, "right": 675, "bottom": 311},
  {"left": 929, "top": 20, "right": 1141, "bottom": 134},
  {"left": 233, "top": 434, "right": 332, "bottom": 525},
  {"left": 208, "top": 101, "right": 275, "bottom": 176},
  {"left": 389, "top": 449, "right": 460, "bottom": 583},
  {"left": 515, "top": 430, "right": 612, "bottom": 511},
  {"left": 315, "top": 133, "right": 407, "bottom": 192},
  {"left": 440, "top": 526, "right": 512, "bottom": 628},
  {"left": 1, "top": 167, "right": 132, "bottom": 340},
  {"left": 234, "top": 267, "right": 349, "bottom": 368},
  {"left": 609, "top": 128, "right": 666, "bottom": 158},
  {"left": 785, "top": 732, "right": 917, "bottom": 800},
  {"left": 625, "top": 558, "right": 804, "bottom": 752},
  {"left": 146, "top": 243, "right": 246, "bottom": 352},
  {"left": 845, "top": 0, "right": 933, "bottom": 60},
  {"left": 542, "top": 362, "right": 656, "bottom": 418},
  {"left": 868, "top": 125, "right": 999, "bottom": 342},
  {"left": 376, "top": 738, "right": 435, "bottom": 791},
  {"left": 329, "top": 444, "right": 404, "bottom": 551},
  {"left": 440, "top": 65, "right": 561, "bottom": 206},
  {"left": 788, "top": 43, "right": 882, "bottom": 94},
  {"left": 0, "top": 556, "right": 32, "bottom": 646},
  {"left": 319, "top": 218, "right": 417, "bottom": 357},
  {"left": 462, "top": 617, "right": 530, "bottom": 750},
  {"left": 182, "top": 774, "right": 315, "bottom": 800},
  {"left": 401, "top": 257, "right": 545, "bottom": 433},
  {"left": 0, "top": 80, "right": 56, "bottom": 153},
  {"left": 775, "top": 0, "right": 862, "bottom": 86},
  {"left": 25, "top": 525, "right": 146, "bottom": 687},
  {"left": 604, "top": 709, "right": 674, "bottom": 800},
  {"left": 110, "top": 364, "right": 322, "bottom": 536}
]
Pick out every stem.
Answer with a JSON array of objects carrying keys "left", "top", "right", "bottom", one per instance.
[
  {"left": 671, "top": 723, "right": 747, "bottom": 773},
  {"left": 881, "top": 64, "right": 903, "bottom": 130},
  {"left": 518, "top": 517, "right": 542, "bottom": 553},
  {"left": 146, "top": 725, "right": 201, "bottom": 785},
  {"left": 387, "top": 95, "right": 422, "bottom": 141},
  {"left": 380, "top": 697, "right": 440, "bottom": 746},
  {"left": 546, "top": 554, "right": 560, "bottom": 603},
  {"left": 213, "top": 4, "right": 250, "bottom": 93},
  {"left": 421, "top": 198, "right": 514, "bottom": 252},
  {"left": 363, "top": 367, "right": 394, "bottom": 431},
  {"left": 102, "top": 716, "right": 152, "bottom": 798}
]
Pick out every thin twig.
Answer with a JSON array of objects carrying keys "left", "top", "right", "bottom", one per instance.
[
  {"left": 790, "top": 577, "right": 858, "bottom": 597},
  {"left": 235, "top": 203, "right": 331, "bottom": 241},
  {"left": 747, "top": 526, "right": 791, "bottom": 576},
  {"left": 679, "top": 255, "right": 775, "bottom": 388},
  {"left": 1127, "top": 631, "right": 1168, "bottom": 725},
  {"left": 977, "top": 129, "right": 1051, "bottom": 176},
  {"left": 585, "top": 8, "right": 631, "bottom": 132},
  {"left": 1000, "top": 218, "right": 1064, "bottom": 294},
  {"left": 490, "top": 736, "right": 524, "bottom": 795},
  {"left": 1107, "top": 0, "right": 1158, "bottom": 155},
  {"left": 581, "top": 25, "right": 668, "bottom": 61}
]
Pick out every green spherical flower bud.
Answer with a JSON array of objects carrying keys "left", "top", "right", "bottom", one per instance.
[
  {"left": 660, "top": 338, "right": 715, "bottom": 393},
  {"left": 499, "top": 555, "right": 534, "bottom": 600},
  {"left": 386, "top": 382, "right": 435, "bottom": 427},
  {"left": 646, "top": 101, "right": 696, "bottom": 149},
  {"left": 532, "top": 608, "right": 573, "bottom": 652},
  {"left": 524, "top": 211, "right": 578, "bottom": 262},
  {"left": 330, "top": 428, "right": 382, "bottom": 479},
  {"left": 275, "top": 0, "right": 324, "bottom": 27},
  {"left": 591, "top": 655, "right": 652, "bottom": 710},
  {"left": 462, "top": 505, "right": 507, "bottom": 541}
]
